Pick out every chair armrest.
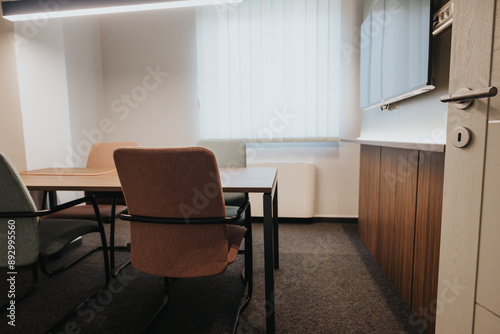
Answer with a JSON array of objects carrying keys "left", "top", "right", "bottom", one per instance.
[
  {"left": 120, "top": 200, "right": 250, "bottom": 225},
  {"left": 0, "top": 195, "right": 101, "bottom": 219},
  {"left": 235, "top": 200, "right": 250, "bottom": 218}
]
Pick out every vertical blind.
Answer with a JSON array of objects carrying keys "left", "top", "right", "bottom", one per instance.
[{"left": 196, "top": 0, "right": 341, "bottom": 142}]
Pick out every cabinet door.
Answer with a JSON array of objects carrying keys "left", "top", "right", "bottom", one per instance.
[
  {"left": 358, "top": 145, "right": 381, "bottom": 258},
  {"left": 412, "top": 151, "right": 445, "bottom": 334},
  {"left": 378, "top": 147, "right": 418, "bottom": 304}
]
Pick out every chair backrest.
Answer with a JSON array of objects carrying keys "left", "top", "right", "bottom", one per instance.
[
  {"left": 0, "top": 153, "right": 40, "bottom": 267},
  {"left": 86, "top": 142, "right": 138, "bottom": 168},
  {"left": 85, "top": 142, "right": 137, "bottom": 204},
  {"left": 114, "top": 147, "right": 229, "bottom": 278},
  {"left": 196, "top": 139, "right": 247, "bottom": 206},
  {"left": 196, "top": 139, "right": 246, "bottom": 168}
]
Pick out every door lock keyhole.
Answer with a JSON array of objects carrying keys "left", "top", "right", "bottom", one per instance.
[{"left": 452, "top": 127, "right": 472, "bottom": 148}]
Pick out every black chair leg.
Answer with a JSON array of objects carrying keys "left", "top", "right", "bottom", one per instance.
[
  {"left": 109, "top": 197, "right": 134, "bottom": 279},
  {"left": 41, "top": 227, "right": 111, "bottom": 286},
  {"left": 110, "top": 197, "right": 117, "bottom": 273},
  {"left": 98, "top": 223, "right": 111, "bottom": 286},
  {"left": 233, "top": 203, "right": 253, "bottom": 334},
  {"left": 143, "top": 277, "right": 170, "bottom": 333},
  {"left": 41, "top": 221, "right": 110, "bottom": 334},
  {"left": 1, "top": 263, "right": 38, "bottom": 312},
  {"left": 41, "top": 226, "right": 111, "bottom": 333},
  {"left": 42, "top": 287, "right": 103, "bottom": 334},
  {"left": 40, "top": 246, "right": 101, "bottom": 276},
  {"left": 114, "top": 258, "right": 132, "bottom": 277}
]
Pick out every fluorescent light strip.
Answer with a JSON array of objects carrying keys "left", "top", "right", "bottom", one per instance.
[{"left": 3, "top": 0, "right": 242, "bottom": 21}]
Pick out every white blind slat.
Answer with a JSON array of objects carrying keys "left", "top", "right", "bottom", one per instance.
[{"left": 197, "top": 0, "right": 341, "bottom": 141}]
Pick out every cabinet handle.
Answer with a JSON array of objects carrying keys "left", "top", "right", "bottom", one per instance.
[{"left": 440, "top": 87, "right": 497, "bottom": 109}]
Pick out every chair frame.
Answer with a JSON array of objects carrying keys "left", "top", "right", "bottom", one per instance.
[
  {"left": 0, "top": 195, "right": 111, "bottom": 283},
  {"left": 120, "top": 199, "right": 253, "bottom": 334},
  {"left": 1, "top": 195, "right": 111, "bottom": 332}
]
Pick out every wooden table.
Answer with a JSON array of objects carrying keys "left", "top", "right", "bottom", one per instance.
[{"left": 20, "top": 167, "right": 279, "bottom": 333}]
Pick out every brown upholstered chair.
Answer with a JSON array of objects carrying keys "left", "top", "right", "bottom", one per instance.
[
  {"left": 43, "top": 141, "right": 138, "bottom": 222},
  {"left": 43, "top": 142, "right": 137, "bottom": 273},
  {"left": 114, "top": 147, "right": 252, "bottom": 333}
]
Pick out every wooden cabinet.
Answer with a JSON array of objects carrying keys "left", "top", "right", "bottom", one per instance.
[
  {"left": 412, "top": 151, "right": 445, "bottom": 333},
  {"left": 358, "top": 144, "right": 445, "bottom": 334},
  {"left": 358, "top": 145, "right": 381, "bottom": 257},
  {"left": 378, "top": 147, "right": 419, "bottom": 304}
]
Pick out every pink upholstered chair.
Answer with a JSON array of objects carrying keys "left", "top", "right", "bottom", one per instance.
[
  {"left": 44, "top": 142, "right": 137, "bottom": 222},
  {"left": 114, "top": 147, "right": 252, "bottom": 333},
  {"left": 42, "top": 142, "right": 137, "bottom": 274}
]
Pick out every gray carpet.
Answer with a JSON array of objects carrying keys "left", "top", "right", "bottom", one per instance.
[{"left": 1, "top": 221, "right": 426, "bottom": 333}]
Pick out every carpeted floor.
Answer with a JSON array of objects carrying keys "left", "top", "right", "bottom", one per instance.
[{"left": 1, "top": 221, "right": 426, "bottom": 334}]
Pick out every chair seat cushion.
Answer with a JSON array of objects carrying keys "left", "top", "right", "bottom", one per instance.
[
  {"left": 224, "top": 192, "right": 246, "bottom": 207},
  {"left": 39, "top": 219, "right": 100, "bottom": 256},
  {"left": 42, "top": 204, "right": 127, "bottom": 223},
  {"left": 227, "top": 224, "right": 247, "bottom": 264}
]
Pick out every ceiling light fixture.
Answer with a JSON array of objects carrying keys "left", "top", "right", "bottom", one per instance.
[{"left": 2, "top": 0, "right": 242, "bottom": 22}]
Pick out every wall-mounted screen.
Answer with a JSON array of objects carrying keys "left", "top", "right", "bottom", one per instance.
[{"left": 360, "top": 0, "right": 434, "bottom": 111}]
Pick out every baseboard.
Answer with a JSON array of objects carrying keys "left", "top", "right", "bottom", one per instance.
[{"left": 251, "top": 217, "right": 358, "bottom": 224}]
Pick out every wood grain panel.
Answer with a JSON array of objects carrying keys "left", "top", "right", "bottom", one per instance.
[
  {"left": 412, "top": 151, "right": 445, "bottom": 334},
  {"left": 358, "top": 145, "right": 381, "bottom": 258},
  {"left": 378, "top": 147, "right": 418, "bottom": 304}
]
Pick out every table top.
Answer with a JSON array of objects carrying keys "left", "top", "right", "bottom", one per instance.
[
  {"left": 20, "top": 167, "right": 278, "bottom": 193},
  {"left": 340, "top": 138, "right": 446, "bottom": 153}
]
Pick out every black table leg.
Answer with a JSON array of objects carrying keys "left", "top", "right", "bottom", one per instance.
[
  {"left": 264, "top": 192, "right": 275, "bottom": 333},
  {"left": 273, "top": 183, "right": 279, "bottom": 269},
  {"left": 48, "top": 190, "right": 57, "bottom": 208},
  {"left": 110, "top": 197, "right": 117, "bottom": 275}
]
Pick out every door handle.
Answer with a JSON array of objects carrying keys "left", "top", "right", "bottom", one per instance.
[{"left": 440, "top": 86, "right": 497, "bottom": 109}]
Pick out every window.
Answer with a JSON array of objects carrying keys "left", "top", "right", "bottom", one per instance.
[{"left": 196, "top": 0, "right": 342, "bottom": 142}]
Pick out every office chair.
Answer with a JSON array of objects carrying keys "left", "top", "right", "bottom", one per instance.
[
  {"left": 43, "top": 141, "right": 137, "bottom": 273},
  {"left": 114, "top": 147, "right": 252, "bottom": 333},
  {"left": 43, "top": 141, "right": 138, "bottom": 222},
  {"left": 0, "top": 152, "right": 110, "bottom": 312},
  {"left": 197, "top": 139, "right": 247, "bottom": 207}
]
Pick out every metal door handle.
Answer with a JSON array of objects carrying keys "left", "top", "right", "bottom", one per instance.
[{"left": 440, "top": 86, "right": 497, "bottom": 109}]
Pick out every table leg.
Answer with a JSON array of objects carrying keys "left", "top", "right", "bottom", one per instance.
[
  {"left": 48, "top": 191, "right": 57, "bottom": 208},
  {"left": 263, "top": 192, "right": 275, "bottom": 333},
  {"left": 110, "top": 197, "right": 116, "bottom": 274},
  {"left": 273, "top": 183, "right": 279, "bottom": 269}
]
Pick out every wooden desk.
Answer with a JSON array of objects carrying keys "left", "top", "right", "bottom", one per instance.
[{"left": 20, "top": 167, "right": 279, "bottom": 334}]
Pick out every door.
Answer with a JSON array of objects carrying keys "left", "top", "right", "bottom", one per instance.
[{"left": 436, "top": 0, "right": 500, "bottom": 333}]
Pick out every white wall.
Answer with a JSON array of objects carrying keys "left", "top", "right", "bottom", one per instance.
[
  {"left": 12, "top": 16, "right": 105, "bottom": 203},
  {"left": 99, "top": 8, "right": 199, "bottom": 147},
  {"left": 14, "top": 18, "right": 74, "bottom": 171},
  {"left": 13, "top": 16, "right": 107, "bottom": 168},
  {"left": 0, "top": 7, "right": 26, "bottom": 171},
  {"left": 63, "top": 17, "right": 106, "bottom": 167}
]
